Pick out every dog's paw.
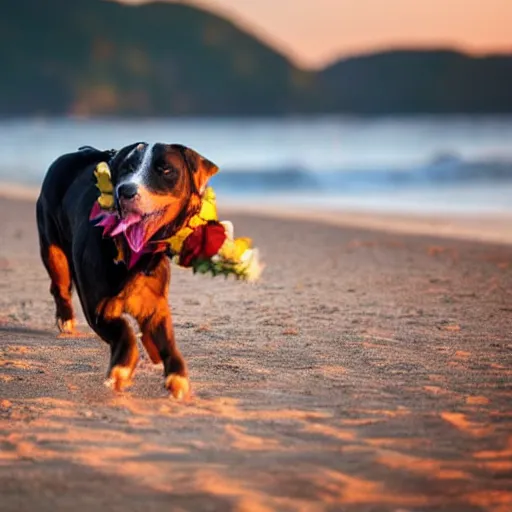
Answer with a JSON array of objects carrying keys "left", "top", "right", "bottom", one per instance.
[
  {"left": 165, "top": 374, "right": 190, "bottom": 401},
  {"left": 57, "top": 318, "right": 76, "bottom": 333},
  {"left": 104, "top": 365, "right": 133, "bottom": 392},
  {"left": 56, "top": 319, "right": 93, "bottom": 339}
]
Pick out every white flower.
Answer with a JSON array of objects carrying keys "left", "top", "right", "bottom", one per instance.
[
  {"left": 221, "top": 220, "right": 234, "bottom": 240},
  {"left": 239, "top": 248, "right": 264, "bottom": 282}
]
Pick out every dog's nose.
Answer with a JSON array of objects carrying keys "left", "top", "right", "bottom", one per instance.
[{"left": 117, "top": 183, "right": 139, "bottom": 200}]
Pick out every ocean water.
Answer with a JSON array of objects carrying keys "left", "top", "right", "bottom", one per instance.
[{"left": 1, "top": 117, "right": 511, "bottom": 215}]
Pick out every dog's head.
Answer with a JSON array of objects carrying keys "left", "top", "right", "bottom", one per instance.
[{"left": 108, "top": 142, "right": 218, "bottom": 250}]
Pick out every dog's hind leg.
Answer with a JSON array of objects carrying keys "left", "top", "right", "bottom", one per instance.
[
  {"left": 40, "top": 242, "right": 76, "bottom": 335},
  {"left": 37, "top": 200, "right": 77, "bottom": 335}
]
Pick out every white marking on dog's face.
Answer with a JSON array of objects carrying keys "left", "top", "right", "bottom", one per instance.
[
  {"left": 116, "top": 143, "right": 154, "bottom": 195},
  {"left": 134, "top": 143, "right": 154, "bottom": 185}
]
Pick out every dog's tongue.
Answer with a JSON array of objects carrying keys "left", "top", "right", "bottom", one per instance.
[
  {"left": 125, "top": 222, "right": 147, "bottom": 253},
  {"left": 109, "top": 213, "right": 146, "bottom": 253},
  {"left": 110, "top": 213, "right": 142, "bottom": 236}
]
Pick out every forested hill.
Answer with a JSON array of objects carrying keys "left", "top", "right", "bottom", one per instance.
[
  {"left": 317, "top": 49, "right": 512, "bottom": 115},
  {"left": 1, "top": 0, "right": 511, "bottom": 117}
]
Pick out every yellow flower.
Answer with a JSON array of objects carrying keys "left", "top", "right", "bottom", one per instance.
[
  {"left": 233, "top": 238, "right": 252, "bottom": 260},
  {"left": 94, "top": 162, "right": 114, "bottom": 209},
  {"left": 198, "top": 187, "right": 218, "bottom": 221},
  {"left": 218, "top": 239, "right": 236, "bottom": 261},
  {"left": 218, "top": 237, "right": 253, "bottom": 262},
  {"left": 94, "top": 162, "right": 113, "bottom": 192},
  {"left": 189, "top": 215, "right": 208, "bottom": 228},
  {"left": 166, "top": 226, "right": 194, "bottom": 254},
  {"left": 203, "top": 186, "right": 216, "bottom": 202},
  {"left": 97, "top": 193, "right": 114, "bottom": 209}
]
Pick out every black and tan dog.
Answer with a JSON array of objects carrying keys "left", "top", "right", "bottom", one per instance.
[{"left": 36, "top": 143, "right": 218, "bottom": 399}]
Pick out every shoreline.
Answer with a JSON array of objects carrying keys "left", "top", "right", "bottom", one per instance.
[
  {"left": 221, "top": 203, "right": 512, "bottom": 246},
  {"left": 2, "top": 180, "right": 511, "bottom": 246},
  {"left": 0, "top": 182, "right": 40, "bottom": 201}
]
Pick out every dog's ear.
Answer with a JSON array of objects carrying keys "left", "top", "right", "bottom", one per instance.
[{"left": 180, "top": 147, "right": 219, "bottom": 194}]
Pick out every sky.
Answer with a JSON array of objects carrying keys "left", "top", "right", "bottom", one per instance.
[{"left": 122, "top": 0, "right": 512, "bottom": 69}]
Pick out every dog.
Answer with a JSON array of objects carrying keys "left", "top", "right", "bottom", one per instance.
[{"left": 36, "top": 142, "right": 218, "bottom": 399}]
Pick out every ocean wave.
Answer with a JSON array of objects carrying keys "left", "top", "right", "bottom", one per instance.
[
  {"left": 1, "top": 152, "right": 511, "bottom": 194},
  {"left": 210, "top": 154, "right": 512, "bottom": 194}
]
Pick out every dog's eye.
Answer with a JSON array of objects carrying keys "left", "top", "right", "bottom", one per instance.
[{"left": 156, "top": 165, "right": 174, "bottom": 176}]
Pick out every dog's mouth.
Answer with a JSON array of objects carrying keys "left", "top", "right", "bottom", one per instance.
[
  {"left": 92, "top": 206, "right": 165, "bottom": 254},
  {"left": 113, "top": 210, "right": 164, "bottom": 253}
]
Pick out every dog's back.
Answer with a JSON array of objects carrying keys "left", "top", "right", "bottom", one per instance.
[{"left": 37, "top": 147, "right": 112, "bottom": 240}]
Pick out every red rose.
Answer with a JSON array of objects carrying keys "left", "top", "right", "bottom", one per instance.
[{"left": 179, "top": 222, "right": 227, "bottom": 267}]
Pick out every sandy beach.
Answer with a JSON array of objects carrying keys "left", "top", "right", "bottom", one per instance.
[{"left": 0, "top": 193, "right": 511, "bottom": 511}]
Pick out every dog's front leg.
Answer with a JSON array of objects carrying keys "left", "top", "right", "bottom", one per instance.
[
  {"left": 139, "top": 302, "right": 189, "bottom": 400},
  {"left": 124, "top": 260, "right": 190, "bottom": 400},
  {"left": 94, "top": 315, "right": 140, "bottom": 391}
]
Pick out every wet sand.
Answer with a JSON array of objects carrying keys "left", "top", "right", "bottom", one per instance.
[{"left": 0, "top": 195, "right": 511, "bottom": 512}]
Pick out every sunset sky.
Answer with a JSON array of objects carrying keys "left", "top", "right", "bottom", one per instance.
[{"left": 122, "top": 0, "right": 512, "bottom": 68}]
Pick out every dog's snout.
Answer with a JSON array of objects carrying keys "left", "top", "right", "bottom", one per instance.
[{"left": 117, "top": 183, "right": 139, "bottom": 200}]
